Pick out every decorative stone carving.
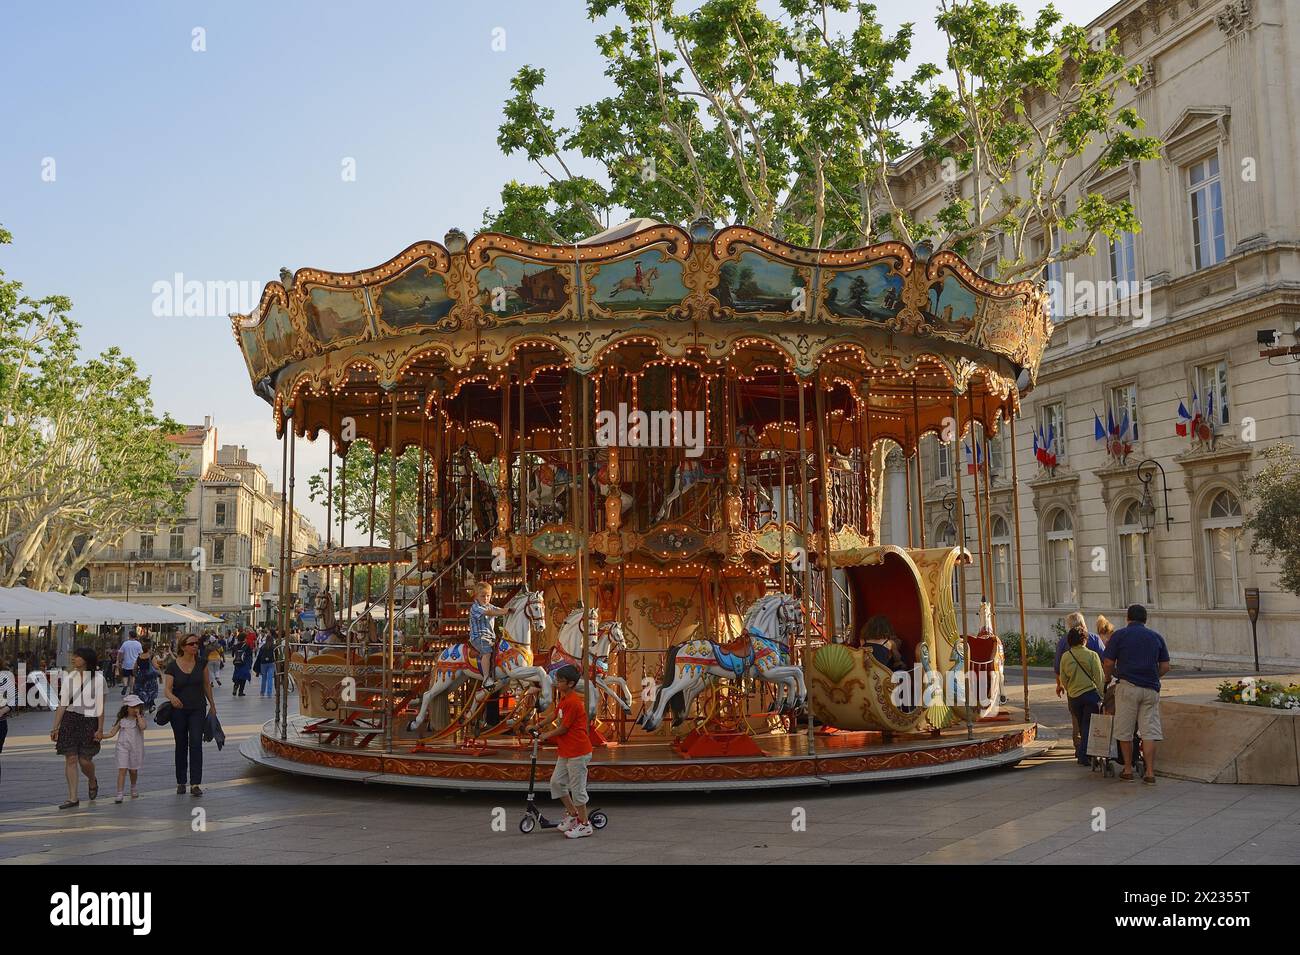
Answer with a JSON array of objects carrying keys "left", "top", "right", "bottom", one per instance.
[{"left": 1215, "top": 0, "right": 1252, "bottom": 36}]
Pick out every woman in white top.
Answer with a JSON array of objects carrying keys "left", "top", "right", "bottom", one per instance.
[{"left": 49, "top": 647, "right": 107, "bottom": 809}]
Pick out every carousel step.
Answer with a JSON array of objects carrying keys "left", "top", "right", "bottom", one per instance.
[
  {"left": 332, "top": 697, "right": 394, "bottom": 709},
  {"left": 309, "top": 723, "right": 383, "bottom": 735}
]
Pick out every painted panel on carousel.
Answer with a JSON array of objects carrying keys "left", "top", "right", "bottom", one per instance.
[
  {"left": 821, "top": 262, "right": 904, "bottom": 323},
  {"left": 304, "top": 286, "right": 371, "bottom": 346},
  {"left": 475, "top": 255, "right": 574, "bottom": 322},
  {"left": 239, "top": 325, "right": 269, "bottom": 381},
  {"left": 585, "top": 246, "right": 688, "bottom": 317},
  {"left": 261, "top": 302, "right": 298, "bottom": 366},
  {"left": 374, "top": 263, "right": 454, "bottom": 331},
  {"left": 924, "top": 272, "right": 979, "bottom": 333},
  {"left": 711, "top": 251, "right": 810, "bottom": 320}
]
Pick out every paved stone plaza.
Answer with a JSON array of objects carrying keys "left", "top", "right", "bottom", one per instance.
[{"left": 1, "top": 671, "right": 1297, "bottom": 865}]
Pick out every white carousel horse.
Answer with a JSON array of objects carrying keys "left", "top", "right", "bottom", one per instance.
[
  {"left": 654, "top": 460, "right": 714, "bottom": 523},
  {"left": 543, "top": 607, "right": 634, "bottom": 716},
  {"left": 527, "top": 463, "right": 570, "bottom": 524},
  {"left": 944, "top": 603, "right": 1004, "bottom": 719},
  {"left": 637, "top": 593, "right": 806, "bottom": 732},
  {"left": 405, "top": 588, "right": 550, "bottom": 732}
]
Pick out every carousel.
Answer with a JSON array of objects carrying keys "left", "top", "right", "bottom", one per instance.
[{"left": 236, "top": 220, "right": 1052, "bottom": 791}]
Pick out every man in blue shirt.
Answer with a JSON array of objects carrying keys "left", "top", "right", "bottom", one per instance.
[{"left": 1102, "top": 604, "right": 1170, "bottom": 784}]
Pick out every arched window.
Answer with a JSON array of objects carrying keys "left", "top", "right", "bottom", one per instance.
[
  {"left": 1118, "top": 501, "right": 1154, "bottom": 606},
  {"left": 1045, "top": 509, "right": 1076, "bottom": 607},
  {"left": 991, "top": 515, "right": 1014, "bottom": 605},
  {"left": 1203, "top": 490, "right": 1245, "bottom": 608}
]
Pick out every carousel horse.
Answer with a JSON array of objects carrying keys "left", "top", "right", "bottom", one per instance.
[
  {"left": 945, "top": 602, "right": 1003, "bottom": 720},
  {"left": 654, "top": 460, "right": 717, "bottom": 523},
  {"left": 654, "top": 427, "right": 770, "bottom": 525},
  {"left": 405, "top": 588, "right": 550, "bottom": 732},
  {"left": 638, "top": 593, "right": 806, "bottom": 732},
  {"left": 542, "top": 607, "right": 635, "bottom": 715},
  {"left": 527, "top": 463, "right": 570, "bottom": 524}
]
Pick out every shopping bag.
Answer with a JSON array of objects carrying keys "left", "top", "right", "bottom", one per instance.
[{"left": 1086, "top": 712, "right": 1115, "bottom": 758}]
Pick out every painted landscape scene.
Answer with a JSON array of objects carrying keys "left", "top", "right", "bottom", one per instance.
[
  {"left": 711, "top": 251, "right": 806, "bottom": 313},
  {"left": 377, "top": 264, "right": 454, "bottom": 327},
  {"left": 823, "top": 263, "right": 904, "bottom": 321}
]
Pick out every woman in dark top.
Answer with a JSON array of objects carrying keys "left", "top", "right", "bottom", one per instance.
[
  {"left": 135, "top": 639, "right": 159, "bottom": 712},
  {"left": 163, "top": 634, "right": 217, "bottom": 796},
  {"left": 231, "top": 641, "right": 253, "bottom": 697},
  {"left": 861, "top": 615, "right": 906, "bottom": 670}
]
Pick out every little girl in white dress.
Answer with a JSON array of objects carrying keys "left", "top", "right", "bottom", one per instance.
[{"left": 103, "top": 694, "right": 147, "bottom": 802}]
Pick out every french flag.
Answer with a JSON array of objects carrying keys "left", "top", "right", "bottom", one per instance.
[{"left": 1033, "top": 423, "right": 1057, "bottom": 468}]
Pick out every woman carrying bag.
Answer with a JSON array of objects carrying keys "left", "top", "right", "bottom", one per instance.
[
  {"left": 1058, "top": 625, "right": 1105, "bottom": 766},
  {"left": 163, "top": 634, "right": 218, "bottom": 796}
]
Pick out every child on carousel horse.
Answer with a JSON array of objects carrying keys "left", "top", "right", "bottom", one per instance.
[{"left": 469, "top": 581, "right": 508, "bottom": 692}]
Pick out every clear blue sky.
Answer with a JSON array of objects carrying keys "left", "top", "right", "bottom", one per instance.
[{"left": 0, "top": 0, "right": 1116, "bottom": 533}]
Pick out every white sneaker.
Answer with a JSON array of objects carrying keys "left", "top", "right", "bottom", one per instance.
[
  {"left": 556, "top": 814, "right": 576, "bottom": 833},
  {"left": 114, "top": 794, "right": 124, "bottom": 804},
  {"left": 565, "top": 822, "right": 594, "bottom": 839}
]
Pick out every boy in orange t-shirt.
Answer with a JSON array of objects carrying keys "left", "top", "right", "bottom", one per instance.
[{"left": 536, "top": 665, "right": 594, "bottom": 838}]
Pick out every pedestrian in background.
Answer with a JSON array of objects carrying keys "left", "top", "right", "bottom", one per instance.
[
  {"left": 135, "top": 639, "right": 159, "bottom": 712},
  {"left": 254, "top": 636, "right": 276, "bottom": 698},
  {"left": 1058, "top": 626, "right": 1105, "bottom": 766},
  {"left": 1095, "top": 615, "right": 1116, "bottom": 649},
  {"left": 1054, "top": 611, "right": 1105, "bottom": 752},
  {"left": 1103, "top": 604, "right": 1169, "bottom": 784},
  {"left": 205, "top": 634, "right": 224, "bottom": 688},
  {"left": 231, "top": 640, "right": 253, "bottom": 697},
  {"left": 119, "top": 629, "right": 142, "bottom": 696}
]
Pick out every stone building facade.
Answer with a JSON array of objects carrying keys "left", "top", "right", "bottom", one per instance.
[
  {"left": 882, "top": 0, "right": 1299, "bottom": 668},
  {"left": 84, "top": 419, "right": 322, "bottom": 629}
]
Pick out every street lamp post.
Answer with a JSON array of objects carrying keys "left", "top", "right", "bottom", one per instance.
[
  {"left": 1244, "top": 587, "right": 1261, "bottom": 673},
  {"left": 125, "top": 551, "right": 138, "bottom": 602},
  {"left": 1135, "top": 459, "right": 1171, "bottom": 533}
]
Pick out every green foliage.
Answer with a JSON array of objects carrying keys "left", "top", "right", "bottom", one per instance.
[
  {"left": 0, "top": 226, "right": 190, "bottom": 590},
  {"left": 484, "top": 0, "right": 1162, "bottom": 280},
  {"left": 1242, "top": 444, "right": 1300, "bottom": 597},
  {"left": 306, "top": 443, "right": 428, "bottom": 545},
  {"left": 1000, "top": 631, "right": 1055, "bottom": 667}
]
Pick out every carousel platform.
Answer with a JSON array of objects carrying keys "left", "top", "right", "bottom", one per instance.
[{"left": 241, "top": 714, "right": 1046, "bottom": 793}]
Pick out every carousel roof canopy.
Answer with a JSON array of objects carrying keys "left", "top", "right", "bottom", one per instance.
[
  {"left": 230, "top": 224, "right": 1050, "bottom": 454},
  {"left": 293, "top": 546, "right": 411, "bottom": 571}
]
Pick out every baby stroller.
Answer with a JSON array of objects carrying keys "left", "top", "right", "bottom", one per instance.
[{"left": 1091, "top": 679, "right": 1144, "bottom": 779}]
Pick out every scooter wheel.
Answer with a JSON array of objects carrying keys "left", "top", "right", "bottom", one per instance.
[
  {"left": 589, "top": 811, "right": 608, "bottom": 830},
  {"left": 519, "top": 815, "right": 536, "bottom": 834}
]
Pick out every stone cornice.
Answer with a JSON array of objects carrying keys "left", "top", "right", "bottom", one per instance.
[{"left": 1039, "top": 298, "right": 1299, "bottom": 383}]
